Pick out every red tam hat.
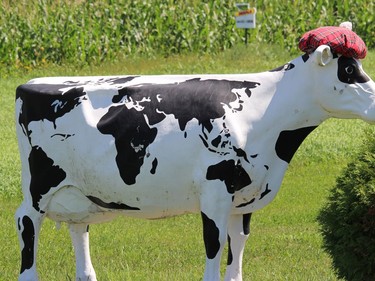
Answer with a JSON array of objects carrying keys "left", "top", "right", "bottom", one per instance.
[{"left": 298, "top": 26, "right": 367, "bottom": 59}]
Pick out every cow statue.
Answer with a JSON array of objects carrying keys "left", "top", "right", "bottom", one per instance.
[{"left": 15, "top": 25, "right": 375, "bottom": 281}]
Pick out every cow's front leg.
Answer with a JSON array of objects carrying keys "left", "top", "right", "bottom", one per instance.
[
  {"left": 200, "top": 185, "right": 233, "bottom": 281},
  {"left": 224, "top": 213, "right": 252, "bottom": 281},
  {"left": 15, "top": 202, "right": 44, "bottom": 281},
  {"left": 69, "top": 223, "right": 97, "bottom": 281}
]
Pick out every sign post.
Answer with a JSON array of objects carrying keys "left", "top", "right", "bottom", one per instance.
[{"left": 235, "top": 3, "right": 256, "bottom": 45}]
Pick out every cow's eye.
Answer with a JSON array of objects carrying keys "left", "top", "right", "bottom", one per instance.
[{"left": 345, "top": 66, "right": 354, "bottom": 75}]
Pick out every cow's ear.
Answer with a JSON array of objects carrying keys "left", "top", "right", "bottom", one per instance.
[{"left": 315, "top": 45, "right": 333, "bottom": 66}]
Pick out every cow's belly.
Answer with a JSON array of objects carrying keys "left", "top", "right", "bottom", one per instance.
[
  {"left": 53, "top": 153, "right": 202, "bottom": 220},
  {"left": 45, "top": 184, "right": 197, "bottom": 223},
  {"left": 46, "top": 186, "right": 121, "bottom": 223},
  {"left": 44, "top": 163, "right": 202, "bottom": 222}
]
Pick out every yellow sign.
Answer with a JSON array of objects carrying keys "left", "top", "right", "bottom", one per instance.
[
  {"left": 235, "top": 8, "right": 256, "bottom": 17},
  {"left": 235, "top": 8, "right": 256, "bottom": 29}
]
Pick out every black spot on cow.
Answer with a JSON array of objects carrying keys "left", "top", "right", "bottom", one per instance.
[
  {"left": 221, "top": 140, "right": 230, "bottom": 148},
  {"left": 269, "top": 65, "right": 284, "bottom": 72},
  {"left": 201, "top": 128, "right": 208, "bottom": 140},
  {"left": 20, "top": 216, "right": 35, "bottom": 274},
  {"left": 50, "top": 133, "right": 75, "bottom": 141},
  {"left": 16, "top": 84, "right": 85, "bottom": 136},
  {"left": 87, "top": 195, "right": 140, "bottom": 210},
  {"left": 243, "top": 213, "right": 252, "bottom": 235},
  {"left": 150, "top": 158, "right": 158, "bottom": 174},
  {"left": 285, "top": 63, "right": 295, "bottom": 71},
  {"left": 269, "top": 63, "right": 295, "bottom": 72},
  {"left": 302, "top": 53, "right": 310, "bottom": 62},
  {"left": 29, "top": 146, "right": 66, "bottom": 213},
  {"left": 105, "top": 76, "right": 139, "bottom": 86},
  {"left": 275, "top": 126, "right": 317, "bottom": 163},
  {"left": 227, "top": 235, "right": 233, "bottom": 265},
  {"left": 199, "top": 135, "right": 210, "bottom": 149},
  {"left": 244, "top": 87, "right": 252, "bottom": 98},
  {"left": 201, "top": 212, "right": 220, "bottom": 259},
  {"left": 260, "top": 183, "right": 271, "bottom": 199},
  {"left": 233, "top": 146, "right": 249, "bottom": 163},
  {"left": 63, "top": 80, "right": 81, "bottom": 85},
  {"left": 206, "top": 160, "right": 252, "bottom": 194},
  {"left": 211, "top": 135, "right": 222, "bottom": 148},
  {"left": 337, "top": 56, "right": 369, "bottom": 84},
  {"left": 97, "top": 105, "right": 158, "bottom": 185},
  {"left": 98, "top": 78, "right": 259, "bottom": 185},
  {"left": 236, "top": 198, "right": 255, "bottom": 208}
]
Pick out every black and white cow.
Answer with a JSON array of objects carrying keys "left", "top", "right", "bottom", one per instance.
[{"left": 15, "top": 44, "right": 375, "bottom": 281}]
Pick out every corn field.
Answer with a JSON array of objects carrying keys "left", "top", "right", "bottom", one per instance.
[{"left": 0, "top": 0, "right": 374, "bottom": 69}]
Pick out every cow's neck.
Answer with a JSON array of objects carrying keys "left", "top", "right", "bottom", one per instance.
[{"left": 243, "top": 58, "right": 328, "bottom": 163}]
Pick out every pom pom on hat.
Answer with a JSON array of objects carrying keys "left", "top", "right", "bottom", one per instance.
[
  {"left": 298, "top": 24, "right": 367, "bottom": 59},
  {"left": 339, "top": 21, "right": 352, "bottom": 30}
]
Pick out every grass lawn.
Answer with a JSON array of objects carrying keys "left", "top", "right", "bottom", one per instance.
[{"left": 1, "top": 44, "right": 374, "bottom": 280}]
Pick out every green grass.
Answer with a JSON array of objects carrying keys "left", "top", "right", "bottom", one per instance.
[{"left": 1, "top": 45, "right": 374, "bottom": 280}]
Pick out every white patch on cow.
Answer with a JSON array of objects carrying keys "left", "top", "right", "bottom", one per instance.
[
  {"left": 47, "top": 186, "right": 110, "bottom": 223},
  {"left": 146, "top": 113, "right": 179, "bottom": 140},
  {"left": 51, "top": 100, "right": 68, "bottom": 113},
  {"left": 156, "top": 94, "right": 162, "bottom": 102},
  {"left": 81, "top": 87, "right": 119, "bottom": 109},
  {"left": 124, "top": 96, "right": 151, "bottom": 111},
  {"left": 226, "top": 89, "right": 242, "bottom": 112},
  {"left": 130, "top": 142, "right": 144, "bottom": 153}
]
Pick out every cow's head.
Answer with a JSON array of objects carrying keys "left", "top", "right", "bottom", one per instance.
[{"left": 309, "top": 45, "right": 375, "bottom": 123}]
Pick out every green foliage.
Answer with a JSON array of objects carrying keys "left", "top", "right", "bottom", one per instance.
[
  {"left": 0, "top": 0, "right": 241, "bottom": 70},
  {"left": 318, "top": 128, "right": 375, "bottom": 281},
  {"left": 0, "top": 0, "right": 374, "bottom": 72}
]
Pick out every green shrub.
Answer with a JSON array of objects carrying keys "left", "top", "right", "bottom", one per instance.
[{"left": 318, "top": 129, "right": 375, "bottom": 281}]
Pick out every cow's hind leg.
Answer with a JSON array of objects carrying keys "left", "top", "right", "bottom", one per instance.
[
  {"left": 15, "top": 202, "right": 45, "bottom": 281},
  {"left": 224, "top": 213, "right": 252, "bottom": 281},
  {"left": 69, "top": 223, "right": 97, "bottom": 281}
]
